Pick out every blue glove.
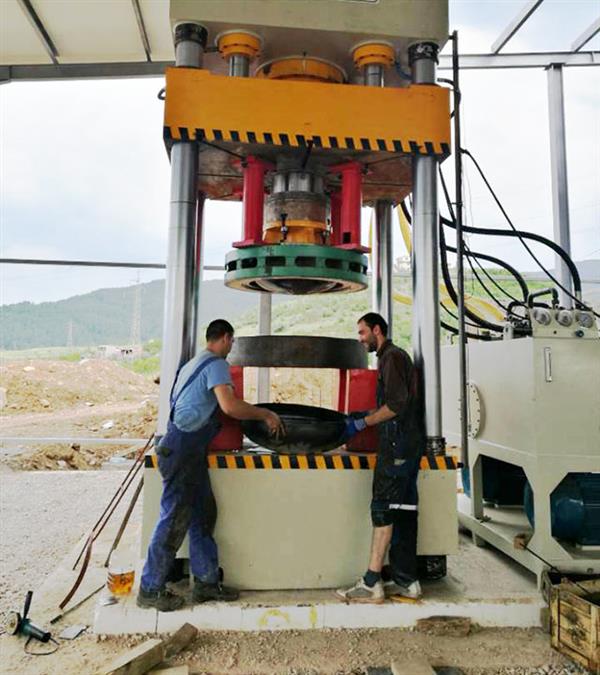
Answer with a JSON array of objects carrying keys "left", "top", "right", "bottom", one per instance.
[{"left": 343, "top": 415, "right": 367, "bottom": 440}]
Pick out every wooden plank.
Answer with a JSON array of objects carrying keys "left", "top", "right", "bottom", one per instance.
[
  {"left": 101, "top": 639, "right": 165, "bottom": 675},
  {"left": 551, "top": 588, "right": 560, "bottom": 650},
  {"left": 591, "top": 602, "right": 599, "bottom": 673},
  {"left": 560, "top": 600, "right": 592, "bottom": 633},
  {"left": 561, "top": 589, "right": 593, "bottom": 616},
  {"left": 415, "top": 615, "right": 471, "bottom": 637},
  {"left": 163, "top": 623, "right": 198, "bottom": 660},
  {"left": 391, "top": 658, "right": 435, "bottom": 675},
  {"left": 559, "top": 610, "right": 590, "bottom": 654},
  {"left": 554, "top": 637, "right": 595, "bottom": 672}
]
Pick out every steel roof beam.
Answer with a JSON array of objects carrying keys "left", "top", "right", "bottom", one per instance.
[
  {"left": 131, "top": 0, "right": 152, "bottom": 62},
  {"left": 491, "top": 0, "right": 545, "bottom": 54},
  {"left": 438, "top": 50, "right": 599, "bottom": 70},
  {"left": 571, "top": 17, "right": 600, "bottom": 52},
  {"left": 0, "top": 61, "right": 172, "bottom": 83},
  {"left": 17, "top": 0, "right": 60, "bottom": 65}
]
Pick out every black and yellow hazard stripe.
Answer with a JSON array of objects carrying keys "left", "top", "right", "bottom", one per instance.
[
  {"left": 164, "top": 126, "right": 451, "bottom": 157},
  {"left": 144, "top": 453, "right": 458, "bottom": 471}
]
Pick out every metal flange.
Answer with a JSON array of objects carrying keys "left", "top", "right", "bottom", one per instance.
[
  {"left": 229, "top": 336, "right": 367, "bottom": 369},
  {"left": 224, "top": 244, "right": 368, "bottom": 295}
]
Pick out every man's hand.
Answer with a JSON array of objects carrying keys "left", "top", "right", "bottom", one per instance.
[
  {"left": 262, "top": 409, "right": 285, "bottom": 439},
  {"left": 343, "top": 415, "right": 367, "bottom": 440}
]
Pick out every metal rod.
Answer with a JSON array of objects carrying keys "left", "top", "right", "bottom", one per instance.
[
  {"left": 257, "top": 293, "right": 272, "bottom": 402},
  {"left": 0, "top": 258, "right": 223, "bottom": 270},
  {"left": 131, "top": 0, "right": 152, "bottom": 62},
  {"left": 547, "top": 64, "right": 573, "bottom": 308},
  {"left": 452, "top": 31, "right": 469, "bottom": 471},
  {"left": 410, "top": 43, "right": 443, "bottom": 452},
  {"left": 571, "top": 17, "right": 600, "bottom": 52},
  {"left": 372, "top": 200, "right": 394, "bottom": 338},
  {"left": 17, "top": 0, "right": 59, "bottom": 65},
  {"left": 229, "top": 54, "right": 250, "bottom": 77},
  {"left": 157, "top": 23, "right": 205, "bottom": 434},
  {"left": 364, "top": 63, "right": 384, "bottom": 87},
  {"left": 491, "top": 0, "right": 545, "bottom": 54},
  {"left": 103, "top": 477, "right": 144, "bottom": 567}
]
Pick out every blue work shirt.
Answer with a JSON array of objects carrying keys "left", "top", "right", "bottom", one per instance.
[{"left": 172, "top": 350, "right": 232, "bottom": 432}]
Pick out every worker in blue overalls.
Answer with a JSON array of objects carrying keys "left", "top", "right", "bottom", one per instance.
[
  {"left": 138, "top": 319, "right": 284, "bottom": 612},
  {"left": 336, "top": 312, "right": 425, "bottom": 604}
]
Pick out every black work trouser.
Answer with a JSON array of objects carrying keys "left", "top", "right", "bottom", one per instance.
[{"left": 388, "top": 509, "right": 418, "bottom": 585}]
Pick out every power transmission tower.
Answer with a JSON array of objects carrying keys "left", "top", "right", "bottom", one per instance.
[
  {"left": 66, "top": 320, "right": 74, "bottom": 347},
  {"left": 130, "top": 273, "right": 142, "bottom": 347}
]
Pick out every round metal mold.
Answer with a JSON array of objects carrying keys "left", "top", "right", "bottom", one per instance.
[
  {"left": 225, "top": 244, "right": 368, "bottom": 295},
  {"left": 229, "top": 336, "right": 367, "bottom": 369},
  {"left": 242, "top": 403, "right": 346, "bottom": 454}
]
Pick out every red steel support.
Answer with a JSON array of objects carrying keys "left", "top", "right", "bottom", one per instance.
[
  {"left": 329, "top": 161, "right": 366, "bottom": 250},
  {"left": 329, "top": 190, "right": 342, "bottom": 246},
  {"left": 234, "top": 156, "right": 273, "bottom": 247}
]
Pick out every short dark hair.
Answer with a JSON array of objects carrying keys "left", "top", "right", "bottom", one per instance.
[
  {"left": 358, "top": 312, "right": 388, "bottom": 337},
  {"left": 206, "top": 319, "right": 234, "bottom": 342}
]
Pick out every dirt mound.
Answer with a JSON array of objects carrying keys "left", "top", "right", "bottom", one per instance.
[{"left": 0, "top": 358, "right": 156, "bottom": 415}]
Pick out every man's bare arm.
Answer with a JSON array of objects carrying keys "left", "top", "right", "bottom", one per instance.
[
  {"left": 214, "top": 384, "right": 268, "bottom": 420},
  {"left": 364, "top": 404, "right": 397, "bottom": 428}
]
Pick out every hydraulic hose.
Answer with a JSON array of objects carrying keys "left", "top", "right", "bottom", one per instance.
[
  {"left": 439, "top": 223, "right": 505, "bottom": 333},
  {"left": 460, "top": 149, "right": 587, "bottom": 310},
  {"left": 400, "top": 199, "right": 506, "bottom": 333},
  {"left": 443, "top": 243, "right": 529, "bottom": 303},
  {"left": 441, "top": 215, "right": 583, "bottom": 302}
]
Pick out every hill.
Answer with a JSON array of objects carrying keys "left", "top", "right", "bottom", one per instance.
[{"left": 0, "top": 279, "right": 260, "bottom": 350}]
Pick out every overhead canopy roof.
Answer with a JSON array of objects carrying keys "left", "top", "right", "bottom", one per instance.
[
  {"left": 0, "top": 0, "right": 174, "bottom": 66},
  {"left": 1, "top": 0, "right": 598, "bottom": 81}
]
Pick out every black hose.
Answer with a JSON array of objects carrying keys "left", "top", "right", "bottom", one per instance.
[
  {"left": 401, "top": 199, "right": 506, "bottom": 333},
  {"left": 445, "top": 243, "right": 529, "bottom": 302},
  {"left": 461, "top": 148, "right": 590, "bottom": 313},
  {"left": 439, "top": 224, "right": 505, "bottom": 333}
]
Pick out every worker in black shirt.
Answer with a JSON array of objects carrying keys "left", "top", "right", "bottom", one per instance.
[{"left": 337, "top": 312, "right": 425, "bottom": 603}]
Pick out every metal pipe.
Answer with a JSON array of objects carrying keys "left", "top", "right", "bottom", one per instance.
[
  {"left": 157, "top": 23, "right": 206, "bottom": 434},
  {"left": 410, "top": 42, "right": 443, "bottom": 452},
  {"left": 257, "top": 293, "right": 272, "bottom": 402},
  {"left": 223, "top": 34, "right": 272, "bottom": 399},
  {"left": 229, "top": 54, "right": 250, "bottom": 77},
  {"left": 372, "top": 200, "right": 393, "bottom": 337},
  {"left": 547, "top": 64, "right": 573, "bottom": 308},
  {"left": 364, "top": 63, "right": 384, "bottom": 87},
  {"left": 452, "top": 31, "right": 470, "bottom": 471}
]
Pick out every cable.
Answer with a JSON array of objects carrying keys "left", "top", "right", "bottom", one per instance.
[
  {"left": 24, "top": 637, "right": 60, "bottom": 656},
  {"left": 461, "top": 148, "right": 598, "bottom": 317},
  {"left": 438, "top": 167, "right": 518, "bottom": 310},
  {"left": 400, "top": 199, "right": 503, "bottom": 335}
]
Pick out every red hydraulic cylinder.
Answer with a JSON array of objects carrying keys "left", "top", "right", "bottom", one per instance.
[
  {"left": 234, "top": 156, "right": 273, "bottom": 248},
  {"left": 328, "top": 161, "right": 367, "bottom": 251},
  {"left": 329, "top": 190, "right": 342, "bottom": 246}
]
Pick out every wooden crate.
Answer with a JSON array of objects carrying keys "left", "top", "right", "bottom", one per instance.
[{"left": 551, "top": 581, "right": 600, "bottom": 674}]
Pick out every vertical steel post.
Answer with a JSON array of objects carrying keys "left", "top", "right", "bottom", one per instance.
[
  {"left": 257, "top": 293, "right": 272, "bottom": 402},
  {"left": 451, "top": 32, "right": 469, "bottom": 473},
  {"left": 223, "top": 43, "right": 272, "bottom": 400},
  {"left": 410, "top": 42, "right": 444, "bottom": 453},
  {"left": 547, "top": 64, "right": 573, "bottom": 308},
  {"left": 372, "top": 200, "right": 394, "bottom": 337},
  {"left": 157, "top": 23, "right": 207, "bottom": 434},
  {"left": 362, "top": 61, "right": 394, "bottom": 337}
]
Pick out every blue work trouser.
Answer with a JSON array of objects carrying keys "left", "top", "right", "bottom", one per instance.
[{"left": 141, "top": 420, "right": 220, "bottom": 592}]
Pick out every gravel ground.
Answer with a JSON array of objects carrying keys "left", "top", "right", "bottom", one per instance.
[
  {"left": 0, "top": 467, "right": 587, "bottom": 675},
  {"left": 0, "top": 464, "right": 127, "bottom": 622}
]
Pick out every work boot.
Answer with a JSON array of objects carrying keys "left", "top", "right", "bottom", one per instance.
[
  {"left": 335, "top": 577, "right": 385, "bottom": 604},
  {"left": 384, "top": 579, "right": 422, "bottom": 600},
  {"left": 192, "top": 579, "right": 239, "bottom": 603},
  {"left": 136, "top": 587, "right": 185, "bottom": 612}
]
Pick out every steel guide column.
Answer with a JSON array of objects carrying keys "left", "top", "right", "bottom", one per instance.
[
  {"left": 361, "top": 59, "right": 394, "bottom": 337},
  {"left": 157, "top": 23, "right": 206, "bottom": 434},
  {"left": 410, "top": 42, "right": 444, "bottom": 452},
  {"left": 547, "top": 63, "right": 573, "bottom": 308}
]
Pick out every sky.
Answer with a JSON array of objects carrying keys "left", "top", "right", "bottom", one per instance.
[{"left": 1, "top": 0, "right": 599, "bottom": 306}]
